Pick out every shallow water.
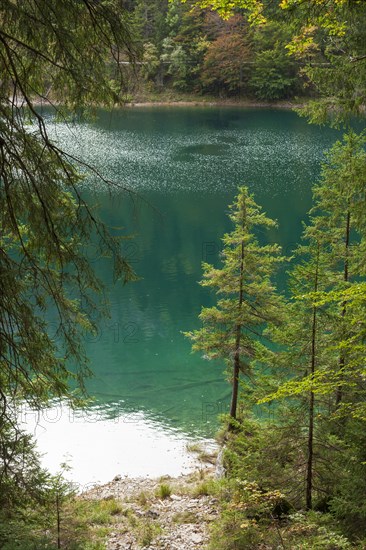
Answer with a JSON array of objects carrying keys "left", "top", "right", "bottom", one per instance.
[{"left": 20, "top": 403, "right": 203, "bottom": 485}]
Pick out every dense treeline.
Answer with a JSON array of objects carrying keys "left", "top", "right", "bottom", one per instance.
[
  {"left": 124, "top": 0, "right": 308, "bottom": 100},
  {"left": 188, "top": 133, "right": 366, "bottom": 548},
  {"left": 183, "top": 2, "right": 366, "bottom": 546}
]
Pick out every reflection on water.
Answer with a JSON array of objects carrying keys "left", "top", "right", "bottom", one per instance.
[
  {"left": 41, "top": 106, "right": 340, "bottom": 196},
  {"left": 21, "top": 402, "right": 210, "bottom": 484},
  {"left": 27, "top": 107, "right": 344, "bottom": 480}
]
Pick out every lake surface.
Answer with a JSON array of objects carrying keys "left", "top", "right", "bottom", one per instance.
[{"left": 26, "top": 106, "right": 342, "bottom": 484}]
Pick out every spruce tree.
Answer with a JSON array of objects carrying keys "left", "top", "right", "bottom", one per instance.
[
  {"left": 0, "top": 1, "right": 138, "bottom": 411},
  {"left": 0, "top": 1, "right": 138, "bottom": 539},
  {"left": 261, "top": 131, "right": 366, "bottom": 509},
  {"left": 308, "top": 131, "right": 366, "bottom": 409},
  {"left": 262, "top": 238, "right": 334, "bottom": 509},
  {"left": 185, "top": 186, "right": 284, "bottom": 421}
]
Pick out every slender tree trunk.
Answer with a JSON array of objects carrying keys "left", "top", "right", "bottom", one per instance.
[
  {"left": 56, "top": 492, "right": 61, "bottom": 549},
  {"left": 229, "top": 236, "right": 245, "bottom": 421},
  {"left": 306, "top": 388, "right": 315, "bottom": 509},
  {"left": 230, "top": 349, "right": 240, "bottom": 419},
  {"left": 336, "top": 210, "right": 350, "bottom": 406},
  {"left": 306, "top": 242, "right": 319, "bottom": 510}
]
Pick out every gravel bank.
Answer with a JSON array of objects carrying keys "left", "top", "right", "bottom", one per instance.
[{"left": 84, "top": 464, "right": 221, "bottom": 549}]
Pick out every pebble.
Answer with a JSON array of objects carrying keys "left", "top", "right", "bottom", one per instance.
[
  {"left": 191, "top": 533, "right": 204, "bottom": 544},
  {"left": 145, "top": 509, "right": 160, "bottom": 519},
  {"left": 84, "top": 469, "right": 220, "bottom": 550}
]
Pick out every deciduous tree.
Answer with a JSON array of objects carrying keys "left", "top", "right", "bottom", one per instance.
[{"left": 201, "top": 18, "right": 253, "bottom": 95}]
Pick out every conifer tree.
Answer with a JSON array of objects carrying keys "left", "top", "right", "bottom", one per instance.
[
  {"left": 0, "top": 1, "right": 138, "bottom": 413},
  {"left": 262, "top": 238, "right": 334, "bottom": 509},
  {"left": 0, "top": 1, "right": 138, "bottom": 539},
  {"left": 185, "top": 186, "right": 284, "bottom": 421},
  {"left": 261, "top": 131, "right": 366, "bottom": 509},
  {"left": 265, "top": 132, "right": 366, "bottom": 406},
  {"left": 309, "top": 132, "right": 366, "bottom": 405}
]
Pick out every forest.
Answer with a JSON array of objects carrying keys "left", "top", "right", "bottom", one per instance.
[
  {"left": 1, "top": 0, "right": 366, "bottom": 548},
  {"left": 120, "top": 0, "right": 366, "bottom": 106},
  {"left": 125, "top": 0, "right": 306, "bottom": 101}
]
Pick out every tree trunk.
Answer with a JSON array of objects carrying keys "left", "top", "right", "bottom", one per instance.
[
  {"left": 306, "top": 242, "right": 319, "bottom": 510},
  {"left": 230, "top": 349, "right": 240, "bottom": 420},
  {"left": 336, "top": 209, "right": 350, "bottom": 406},
  {"left": 229, "top": 233, "right": 245, "bottom": 422},
  {"left": 56, "top": 492, "right": 61, "bottom": 549}
]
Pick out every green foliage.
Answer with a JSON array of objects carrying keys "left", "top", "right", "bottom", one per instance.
[
  {"left": 208, "top": 477, "right": 290, "bottom": 549},
  {"left": 191, "top": 479, "right": 217, "bottom": 497},
  {"left": 180, "top": 0, "right": 366, "bottom": 120},
  {"left": 127, "top": 511, "right": 162, "bottom": 546},
  {"left": 134, "top": 0, "right": 169, "bottom": 46},
  {"left": 161, "top": 1, "right": 208, "bottom": 92},
  {"left": 141, "top": 42, "right": 161, "bottom": 82},
  {"left": 203, "top": 131, "right": 366, "bottom": 546},
  {"left": 181, "top": 0, "right": 266, "bottom": 24},
  {"left": 156, "top": 483, "right": 172, "bottom": 499},
  {"left": 161, "top": 37, "right": 190, "bottom": 90},
  {"left": 287, "top": 2, "right": 366, "bottom": 124},
  {"left": 0, "top": 1, "right": 138, "bottom": 546},
  {"left": 135, "top": 490, "right": 149, "bottom": 506},
  {"left": 0, "top": 422, "right": 123, "bottom": 548},
  {"left": 135, "top": 0, "right": 209, "bottom": 93},
  {"left": 328, "top": 419, "right": 366, "bottom": 537},
  {"left": 136, "top": 519, "right": 162, "bottom": 547},
  {"left": 0, "top": 422, "right": 47, "bottom": 511},
  {"left": 133, "top": 1, "right": 315, "bottom": 100},
  {"left": 282, "top": 511, "right": 352, "bottom": 549},
  {"left": 262, "top": 131, "right": 366, "bottom": 409},
  {"left": 249, "top": 21, "right": 300, "bottom": 100},
  {"left": 185, "top": 186, "right": 284, "bottom": 419},
  {"left": 0, "top": 0, "right": 137, "bottom": 109},
  {"left": 82, "top": 499, "right": 124, "bottom": 525},
  {"left": 1, "top": 491, "right": 124, "bottom": 548},
  {"left": 210, "top": 516, "right": 352, "bottom": 550},
  {"left": 250, "top": 48, "right": 297, "bottom": 100},
  {"left": 255, "top": 131, "right": 366, "bottom": 517},
  {"left": 218, "top": 431, "right": 353, "bottom": 547},
  {"left": 0, "top": 422, "right": 51, "bottom": 548}
]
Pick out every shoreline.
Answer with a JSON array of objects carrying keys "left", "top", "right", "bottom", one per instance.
[
  {"left": 21, "top": 401, "right": 219, "bottom": 486},
  {"left": 84, "top": 463, "right": 220, "bottom": 550},
  {"left": 27, "top": 94, "right": 305, "bottom": 110},
  {"left": 124, "top": 98, "right": 304, "bottom": 110}
]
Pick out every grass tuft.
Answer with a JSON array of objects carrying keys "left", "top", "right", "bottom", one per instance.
[{"left": 156, "top": 483, "right": 172, "bottom": 500}]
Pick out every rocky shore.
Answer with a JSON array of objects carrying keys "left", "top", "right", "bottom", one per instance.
[
  {"left": 124, "top": 98, "right": 303, "bottom": 109},
  {"left": 83, "top": 451, "right": 221, "bottom": 549}
]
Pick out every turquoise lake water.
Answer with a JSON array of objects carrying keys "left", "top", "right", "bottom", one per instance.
[{"left": 28, "top": 107, "right": 344, "bottom": 482}]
